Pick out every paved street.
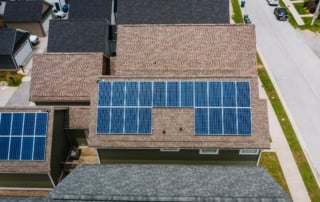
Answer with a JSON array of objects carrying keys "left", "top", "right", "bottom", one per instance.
[{"left": 244, "top": 0, "right": 320, "bottom": 184}]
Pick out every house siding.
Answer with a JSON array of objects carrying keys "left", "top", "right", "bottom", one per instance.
[{"left": 98, "top": 149, "right": 259, "bottom": 165}]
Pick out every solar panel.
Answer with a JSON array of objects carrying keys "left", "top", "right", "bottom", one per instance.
[
  {"left": 167, "top": 82, "right": 179, "bottom": 107},
  {"left": 0, "top": 112, "right": 48, "bottom": 161},
  {"left": 97, "top": 81, "right": 252, "bottom": 136}
]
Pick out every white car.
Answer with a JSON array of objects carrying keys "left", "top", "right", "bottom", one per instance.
[
  {"left": 52, "top": 8, "right": 66, "bottom": 18},
  {"left": 267, "top": 0, "right": 279, "bottom": 6}
]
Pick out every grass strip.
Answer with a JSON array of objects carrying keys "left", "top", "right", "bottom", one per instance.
[{"left": 257, "top": 54, "right": 320, "bottom": 201}]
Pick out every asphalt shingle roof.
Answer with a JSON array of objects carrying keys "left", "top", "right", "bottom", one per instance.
[
  {"left": 48, "top": 164, "right": 292, "bottom": 202},
  {"left": 0, "top": 28, "right": 15, "bottom": 55},
  {"left": 47, "top": 19, "right": 108, "bottom": 53},
  {"left": 4, "top": 0, "right": 47, "bottom": 22},
  {"left": 114, "top": 25, "right": 257, "bottom": 77},
  {"left": 117, "top": 0, "right": 229, "bottom": 24},
  {"left": 30, "top": 53, "right": 104, "bottom": 103},
  {"left": 68, "top": 0, "right": 112, "bottom": 21}
]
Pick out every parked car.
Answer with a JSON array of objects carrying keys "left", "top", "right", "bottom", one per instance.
[
  {"left": 52, "top": 8, "right": 66, "bottom": 18},
  {"left": 243, "top": 14, "right": 251, "bottom": 24},
  {"left": 29, "top": 34, "right": 40, "bottom": 46},
  {"left": 267, "top": 0, "right": 279, "bottom": 6},
  {"left": 274, "top": 7, "right": 288, "bottom": 21}
]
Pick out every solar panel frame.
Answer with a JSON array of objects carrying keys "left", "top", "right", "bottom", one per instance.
[{"left": 0, "top": 112, "right": 48, "bottom": 161}]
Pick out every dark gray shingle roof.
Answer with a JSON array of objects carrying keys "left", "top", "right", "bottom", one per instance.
[
  {"left": 0, "top": 197, "right": 46, "bottom": 202},
  {"left": 117, "top": 0, "right": 229, "bottom": 24},
  {"left": 68, "top": 0, "right": 112, "bottom": 21},
  {"left": 47, "top": 19, "right": 108, "bottom": 53},
  {"left": 4, "top": 0, "right": 45, "bottom": 22},
  {"left": 0, "top": 28, "right": 15, "bottom": 55},
  {"left": 48, "top": 165, "right": 292, "bottom": 202}
]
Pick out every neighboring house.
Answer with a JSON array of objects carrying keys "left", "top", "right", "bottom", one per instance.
[
  {"left": 30, "top": 52, "right": 106, "bottom": 106},
  {"left": 0, "top": 107, "right": 70, "bottom": 188},
  {"left": 68, "top": 0, "right": 114, "bottom": 24},
  {"left": 116, "top": 0, "right": 230, "bottom": 24},
  {"left": 88, "top": 24, "right": 270, "bottom": 165},
  {"left": 3, "top": 0, "right": 53, "bottom": 36},
  {"left": 47, "top": 165, "right": 291, "bottom": 201},
  {"left": 47, "top": 20, "right": 113, "bottom": 56},
  {"left": 0, "top": 28, "right": 32, "bottom": 70}
]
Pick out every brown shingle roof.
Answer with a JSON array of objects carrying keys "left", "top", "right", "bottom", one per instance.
[
  {"left": 114, "top": 24, "right": 257, "bottom": 77},
  {"left": 30, "top": 53, "right": 105, "bottom": 103}
]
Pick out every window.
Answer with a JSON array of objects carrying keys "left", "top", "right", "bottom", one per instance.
[
  {"left": 160, "top": 148, "right": 180, "bottom": 152},
  {"left": 199, "top": 149, "right": 219, "bottom": 155},
  {"left": 239, "top": 149, "right": 259, "bottom": 155}
]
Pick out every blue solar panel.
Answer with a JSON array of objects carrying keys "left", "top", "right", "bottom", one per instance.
[
  {"left": 0, "top": 113, "right": 11, "bottom": 136},
  {"left": 223, "top": 82, "right": 236, "bottom": 107},
  {"left": 96, "top": 108, "right": 110, "bottom": 134},
  {"left": 35, "top": 113, "right": 48, "bottom": 136},
  {"left": 21, "top": 137, "right": 33, "bottom": 160},
  {"left": 98, "top": 81, "right": 111, "bottom": 106},
  {"left": 180, "top": 82, "right": 193, "bottom": 107},
  {"left": 195, "top": 108, "right": 208, "bottom": 134},
  {"left": 112, "top": 82, "right": 125, "bottom": 106},
  {"left": 238, "top": 108, "right": 251, "bottom": 135},
  {"left": 11, "top": 113, "right": 23, "bottom": 136},
  {"left": 9, "top": 137, "right": 21, "bottom": 160},
  {"left": 33, "top": 137, "right": 46, "bottom": 160},
  {"left": 209, "top": 82, "right": 221, "bottom": 107},
  {"left": 223, "top": 108, "right": 237, "bottom": 134},
  {"left": 195, "top": 82, "right": 207, "bottom": 107},
  {"left": 124, "top": 108, "right": 138, "bottom": 133},
  {"left": 139, "top": 82, "right": 152, "bottom": 106},
  {"left": 24, "top": 113, "right": 35, "bottom": 136},
  {"left": 138, "top": 108, "right": 152, "bottom": 134},
  {"left": 110, "top": 108, "right": 124, "bottom": 133},
  {"left": 0, "top": 112, "right": 48, "bottom": 161},
  {"left": 97, "top": 81, "right": 252, "bottom": 136},
  {"left": 209, "top": 108, "right": 223, "bottom": 134},
  {"left": 237, "top": 82, "right": 250, "bottom": 107},
  {"left": 0, "top": 137, "right": 9, "bottom": 160},
  {"left": 125, "top": 82, "right": 138, "bottom": 106},
  {"left": 167, "top": 82, "right": 179, "bottom": 107},
  {"left": 153, "top": 82, "right": 166, "bottom": 107}
]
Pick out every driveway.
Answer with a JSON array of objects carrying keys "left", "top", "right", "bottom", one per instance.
[{"left": 243, "top": 0, "right": 320, "bottom": 183}]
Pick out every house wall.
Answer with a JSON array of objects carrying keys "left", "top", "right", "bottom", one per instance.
[
  {"left": 50, "top": 110, "right": 70, "bottom": 185},
  {"left": 14, "top": 39, "right": 33, "bottom": 67},
  {"left": 0, "top": 1, "right": 6, "bottom": 15},
  {"left": 41, "top": 13, "right": 52, "bottom": 34},
  {"left": 6, "top": 22, "right": 44, "bottom": 36},
  {"left": 0, "top": 55, "right": 16, "bottom": 70},
  {"left": 98, "top": 149, "right": 259, "bottom": 165},
  {"left": 0, "top": 173, "right": 52, "bottom": 188}
]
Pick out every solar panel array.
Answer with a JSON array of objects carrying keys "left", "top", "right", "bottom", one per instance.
[
  {"left": 97, "top": 81, "right": 251, "bottom": 135},
  {"left": 0, "top": 112, "right": 48, "bottom": 161}
]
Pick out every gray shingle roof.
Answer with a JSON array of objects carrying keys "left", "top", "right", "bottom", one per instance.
[
  {"left": 0, "top": 197, "right": 46, "bottom": 202},
  {"left": 68, "top": 0, "right": 112, "bottom": 21},
  {"left": 3, "top": 0, "right": 49, "bottom": 22},
  {"left": 0, "top": 28, "right": 15, "bottom": 55},
  {"left": 48, "top": 165, "right": 291, "bottom": 202},
  {"left": 117, "top": 0, "right": 229, "bottom": 24},
  {"left": 47, "top": 19, "right": 108, "bottom": 53}
]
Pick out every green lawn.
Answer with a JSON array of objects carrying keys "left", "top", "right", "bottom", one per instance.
[
  {"left": 293, "top": 2, "right": 309, "bottom": 15},
  {"left": 231, "top": 0, "right": 244, "bottom": 23},
  {"left": 0, "top": 71, "right": 23, "bottom": 86}
]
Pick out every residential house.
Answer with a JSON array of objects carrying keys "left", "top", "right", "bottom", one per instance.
[
  {"left": 88, "top": 24, "right": 270, "bottom": 165},
  {"left": 116, "top": 0, "right": 230, "bottom": 24},
  {"left": 3, "top": 0, "right": 53, "bottom": 36},
  {"left": 47, "top": 20, "right": 113, "bottom": 56},
  {"left": 0, "top": 107, "right": 70, "bottom": 188},
  {"left": 0, "top": 28, "right": 32, "bottom": 70},
  {"left": 47, "top": 165, "right": 291, "bottom": 201}
]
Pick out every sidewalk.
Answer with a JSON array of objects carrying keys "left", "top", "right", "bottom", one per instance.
[
  {"left": 282, "top": 0, "right": 305, "bottom": 25},
  {"left": 259, "top": 80, "right": 311, "bottom": 202}
]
